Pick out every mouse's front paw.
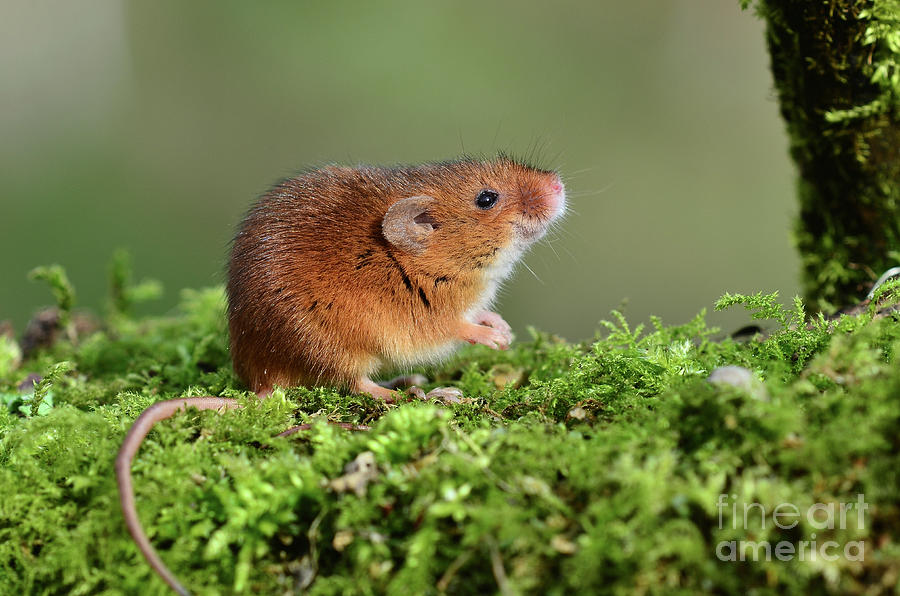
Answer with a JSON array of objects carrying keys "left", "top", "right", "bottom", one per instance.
[
  {"left": 474, "top": 310, "right": 512, "bottom": 337},
  {"left": 457, "top": 322, "right": 510, "bottom": 350}
]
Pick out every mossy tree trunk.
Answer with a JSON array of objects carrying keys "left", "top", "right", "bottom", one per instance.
[{"left": 744, "top": 0, "right": 900, "bottom": 310}]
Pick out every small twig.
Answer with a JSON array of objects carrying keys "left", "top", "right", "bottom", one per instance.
[
  {"left": 488, "top": 537, "right": 514, "bottom": 596},
  {"left": 436, "top": 549, "right": 473, "bottom": 593},
  {"left": 297, "top": 511, "right": 324, "bottom": 590}
]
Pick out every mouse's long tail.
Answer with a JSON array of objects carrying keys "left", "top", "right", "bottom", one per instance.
[
  {"left": 116, "top": 397, "right": 371, "bottom": 594},
  {"left": 115, "top": 397, "right": 241, "bottom": 596}
]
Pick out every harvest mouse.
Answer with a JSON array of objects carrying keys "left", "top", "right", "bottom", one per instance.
[
  {"left": 228, "top": 156, "right": 566, "bottom": 399},
  {"left": 115, "top": 156, "right": 566, "bottom": 594}
]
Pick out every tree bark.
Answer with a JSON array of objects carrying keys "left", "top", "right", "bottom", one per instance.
[{"left": 747, "top": 0, "right": 900, "bottom": 310}]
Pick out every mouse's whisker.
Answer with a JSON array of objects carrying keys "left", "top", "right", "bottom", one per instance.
[
  {"left": 566, "top": 182, "right": 616, "bottom": 197},
  {"left": 545, "top": 239, "right": 561, "bottom": 261},
  {"left": 520, "top": 259, "right": 543, "bottom": 284},
  {"left": 558, "top": 240, "right": 578, "bottom": 263},
  {"left": 547, "top": 148, "right": 566, "bottom": 170},
  {"left": 564, "top": 165, "right": 604, "bottom": 177}
]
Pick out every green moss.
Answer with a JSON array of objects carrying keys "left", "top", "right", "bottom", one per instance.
[
  {"left": 108, "top": 248, "right": 164, "bottom": 319},
  {"left": 2, "top": 268, "right": 900, "bottom": 594},
  {"left": 28, "top": 264, "right": 76, "bottom": 332},
  {"left": 0, "top": 335, "right": 21, "bottom": 379}
]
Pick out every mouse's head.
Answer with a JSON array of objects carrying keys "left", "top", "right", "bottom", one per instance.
[{"left": 382, "top": 157, "right": 566, "bottom": 278}]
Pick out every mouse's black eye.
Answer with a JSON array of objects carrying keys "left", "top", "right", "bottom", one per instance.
[{"left": 475, "top": 189, "right": 499, "bottom": 210}]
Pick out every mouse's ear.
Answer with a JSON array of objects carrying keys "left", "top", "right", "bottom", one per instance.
[{"left": 382, "top": 195, "right": 437, "bottom": 255}]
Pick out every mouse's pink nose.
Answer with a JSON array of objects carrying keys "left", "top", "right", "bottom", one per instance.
[{"left": 543, "top": 174, "right": 566, "bottom": 218}]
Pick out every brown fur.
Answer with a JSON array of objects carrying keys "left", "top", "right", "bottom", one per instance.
[{"left": 227, "top": 157, "right": 565, "bottom": 395}]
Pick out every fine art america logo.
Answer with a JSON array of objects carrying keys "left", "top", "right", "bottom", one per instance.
[{"left": 716, "top": 494, "right": 868, "bottom": 562}]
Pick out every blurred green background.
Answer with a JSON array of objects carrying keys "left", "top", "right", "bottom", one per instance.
[{"left": 1, "top": 1, "right": 797, "bottom": 342}]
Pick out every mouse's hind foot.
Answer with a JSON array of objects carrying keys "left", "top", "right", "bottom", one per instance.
[
  {"left": 357, "top": 376, "right": 464, "bottom": 405},
  {"left": 353, "top": 377, "right": 398, "bottom": 403},
  {"left": 377, "top": 374, "right": 428, "bottom": 390}
]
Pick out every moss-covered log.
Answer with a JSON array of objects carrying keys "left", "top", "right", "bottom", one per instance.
[{"left": 743, "top": 0, "right": 900, "bottom": 310}]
